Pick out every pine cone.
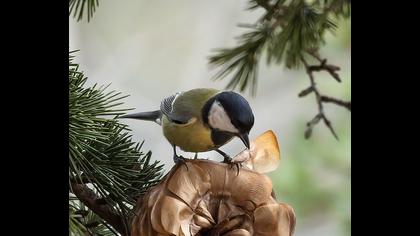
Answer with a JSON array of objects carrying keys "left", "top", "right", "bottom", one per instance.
[{"left": 131, "top": 159, "right": 295, "bottom": 236}]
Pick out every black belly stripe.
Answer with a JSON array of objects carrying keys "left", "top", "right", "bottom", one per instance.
[{"left": 211, "top": 130, "right": 235, "bottom": 147}]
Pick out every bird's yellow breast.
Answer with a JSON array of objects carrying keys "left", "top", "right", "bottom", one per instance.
[{"left": 161, "top": 116, "right": 215, "bottom": 152}]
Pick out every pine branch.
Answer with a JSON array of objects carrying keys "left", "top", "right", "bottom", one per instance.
[
  {"left": 69, "top": 51, "right": 164, "bottom": 235},
  {"left": 209, "top": 25, "right": 269, "bottom": 95},
  {"left": 70, "top": 199, "right": 121, "bottom": 236},
  {"left": 71, "top": 183, "right": 126, "bottom": 235},
  {"left": 70, "top": 209, "right": 89, "bottom": 236},
  {"left": 69, "top": 0, "right": 99, "bottom": 22},
  {"left": 210, "top": 0, "right": 344, "bottom": 93},
  {"left": 250, "top": 0, "right": 271, "bottom": 11}
]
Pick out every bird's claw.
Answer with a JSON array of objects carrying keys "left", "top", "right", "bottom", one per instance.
[
  {"left": 174, "top": 155, "right": 189, "bottom": 171},
  {"left": 223, "top": 157, "right": 242, "bottom": 176}
]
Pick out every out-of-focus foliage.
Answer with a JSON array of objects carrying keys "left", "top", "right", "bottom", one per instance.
[{"left": 269, "top": 112, "right": 350, "bottom": 235}]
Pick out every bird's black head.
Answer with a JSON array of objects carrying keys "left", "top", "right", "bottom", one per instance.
[{"left": 202, "top": 91, "right": 254, "bottom": 149}]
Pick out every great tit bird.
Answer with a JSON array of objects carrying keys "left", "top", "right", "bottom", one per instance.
[{"left": 120, "top": 88, "right": 254, "bottom": 164}]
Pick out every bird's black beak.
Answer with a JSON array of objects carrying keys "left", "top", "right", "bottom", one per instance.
[
  {"left": 119, "top": 113, "right": 141, "bottom": 119},
  {"left": 238, "top": 133, "right": 250, "bottom": 149}
]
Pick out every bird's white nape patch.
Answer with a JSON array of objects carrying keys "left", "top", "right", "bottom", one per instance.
[
  {"left": 170, "top": 92, "right": 181, "bottom": 112},
  {"left": 208, "top": 101, "right": 239, "bottom": 133}
]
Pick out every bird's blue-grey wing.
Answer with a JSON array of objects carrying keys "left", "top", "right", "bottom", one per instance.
[{"left": 160, "top": 92, "right": 191, "bottom": 124}]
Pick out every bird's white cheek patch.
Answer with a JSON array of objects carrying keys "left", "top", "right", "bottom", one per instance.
[{"left": 208, "top": 101, "right": 239, "bottom": 133}]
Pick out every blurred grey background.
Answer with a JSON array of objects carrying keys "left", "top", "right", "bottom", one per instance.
[{"left": 70, "top": 1, "right": 350, "bottom": 235}]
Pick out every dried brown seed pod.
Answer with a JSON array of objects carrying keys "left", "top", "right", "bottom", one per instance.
[{"left": 131, "top": 159, "right": 295, "bottom": 236}]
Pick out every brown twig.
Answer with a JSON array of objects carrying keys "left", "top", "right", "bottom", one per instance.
[
  {"left": 308, "top": 60, "right": 341, "bottom": 82},
  {"left": 321, "top": 95, "right": 351, "bottom": 111},
  {"left": 256, "top": 1, "right": 351, "bottom": 139},
  {"left": 71, "top": 183, "right": 128, "bottom": 235},
  {"left": 301, "top": 56, "right": 341, "bottom": 140},
  {"left": 306, "top": 50, "right": 352, "bottom": 113},
  {"left": 70, "top": 174, "right": 92, "bottom": 184},
  {"left": 306, "top": 50, "right": 341, "bottom": 82}
]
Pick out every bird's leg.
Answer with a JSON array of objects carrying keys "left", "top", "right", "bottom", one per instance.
[
  {"left": 215, "top": 149, "right": 241, "bottom": 175},
  {"left": 215, "top": 149, "right": 232, "bottom": 163},
  {"left": 173, "top": 145, "right": 188, "bottom": 170}
]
